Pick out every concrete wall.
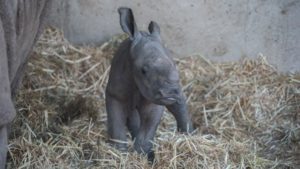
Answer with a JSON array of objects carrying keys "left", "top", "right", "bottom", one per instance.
[{"left": 49, "top": 0, "right": 300, "bottom": 72}]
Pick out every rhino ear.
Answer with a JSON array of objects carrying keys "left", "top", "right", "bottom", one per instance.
[
  {"left": 148, "top": 21, "right": 160, "bottom": 38},
  {"left": 118, "top": 7, "right": 139, "bottom": 40}
]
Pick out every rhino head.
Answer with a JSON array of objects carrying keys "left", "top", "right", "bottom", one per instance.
[{"left": 118, "top": 7, "right": 182, "bottom": 105}]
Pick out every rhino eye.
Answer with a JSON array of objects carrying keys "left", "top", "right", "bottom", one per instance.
[{"left": 141, "top": 67, "right": 147, "bottom": 75}]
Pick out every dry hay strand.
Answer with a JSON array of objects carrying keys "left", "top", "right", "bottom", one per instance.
[{"left": 6, "top": 27, "right": 300, "bottom": 169}]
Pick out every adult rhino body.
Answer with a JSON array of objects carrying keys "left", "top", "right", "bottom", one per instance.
[{"left": 0, "top": 0, "right": 52, "bottom": 168}]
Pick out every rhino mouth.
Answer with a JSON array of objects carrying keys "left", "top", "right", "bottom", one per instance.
[{"left": 157, "top": 97, "right": 177, "bottom": 105}]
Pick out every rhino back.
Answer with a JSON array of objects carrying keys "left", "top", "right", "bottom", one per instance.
[{"left": 106, "top": 39, "right": 136, "bottom": 101}]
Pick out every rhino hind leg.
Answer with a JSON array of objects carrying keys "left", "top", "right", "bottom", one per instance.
[{"left": 166, "top": 97, "right": 194, "bottom": 133}]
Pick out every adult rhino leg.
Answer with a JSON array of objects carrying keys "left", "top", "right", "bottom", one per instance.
[
  {"left": 0, "top": 16, "right": 16, "bottom": 169},
  {"left": 0, "top": 125, "right": 8, "bottom": 169}
]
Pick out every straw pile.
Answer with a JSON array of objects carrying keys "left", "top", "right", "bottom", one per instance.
[{"left": 6, "top": 28, "right": 300, "bottom": 169}]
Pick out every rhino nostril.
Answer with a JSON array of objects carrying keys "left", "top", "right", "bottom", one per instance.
[
  {"left": 171, "top": 88, "right": 179, "bottom": 95},
  {"left": 157, "top": 89, "right": 164, "bottom": 97}
]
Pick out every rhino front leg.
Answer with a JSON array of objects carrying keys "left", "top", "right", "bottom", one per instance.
[
  {"left": 167, "top": 96, "right": 194, "bottom": 133},
  {"left": 135, "top": 102, "right": 164, "bottom": 161},
  {"left": 126, "top": 109, "right": 140, "bottom": 140},
  {"left": 0, "top": 125, "right": 8, "bottom": 169},
  {"left": 105, "top": 94, "right": 128, "bottom": 151}
]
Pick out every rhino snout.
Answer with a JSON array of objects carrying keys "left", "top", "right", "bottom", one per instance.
[
  {"left": 157, "top": 88, "right": 179, "bottom": 97},
  {"left": 154, "top": 87, "right": 181, "bottom": 105}
]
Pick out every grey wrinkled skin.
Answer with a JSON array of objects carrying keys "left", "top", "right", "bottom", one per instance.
[
  {"left": 106, "top": 7, "right": 194, "bottom": 161},
  {"left": 0, "top": 0, "right": 52, "bottom": 168}
]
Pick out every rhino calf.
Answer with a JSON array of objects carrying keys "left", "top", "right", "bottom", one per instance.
[{"left": 106, "top": 7, "right": 194, "bottom": 160}]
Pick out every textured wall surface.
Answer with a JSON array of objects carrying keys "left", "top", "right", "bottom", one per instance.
[{"left": 49, "top": 0, "right": 300, "bottom": 72}]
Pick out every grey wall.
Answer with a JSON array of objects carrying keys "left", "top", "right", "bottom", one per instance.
[{"left": 49, "top": 0, "right": 300, "bottom": 72}]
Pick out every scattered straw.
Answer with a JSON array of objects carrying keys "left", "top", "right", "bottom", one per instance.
[{"left": 6, "top": 27, "right": 300, "bottom": 169}]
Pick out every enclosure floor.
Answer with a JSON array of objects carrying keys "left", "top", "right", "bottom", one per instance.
[{"left": 6, "top": 28, "right": 300, "bottom": 169}]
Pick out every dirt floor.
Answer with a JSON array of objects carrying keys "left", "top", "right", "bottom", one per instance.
[{"left": 6, "top": 28, "right": 300, "bottom": 169}]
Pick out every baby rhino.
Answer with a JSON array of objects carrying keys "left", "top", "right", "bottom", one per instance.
[{"left": 106, "top": 7, "right": 193, "bottom": 160}]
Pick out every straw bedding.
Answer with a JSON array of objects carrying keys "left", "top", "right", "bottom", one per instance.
[{"left": 6, "top": 28, "right": 300, "bottom": 169}]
